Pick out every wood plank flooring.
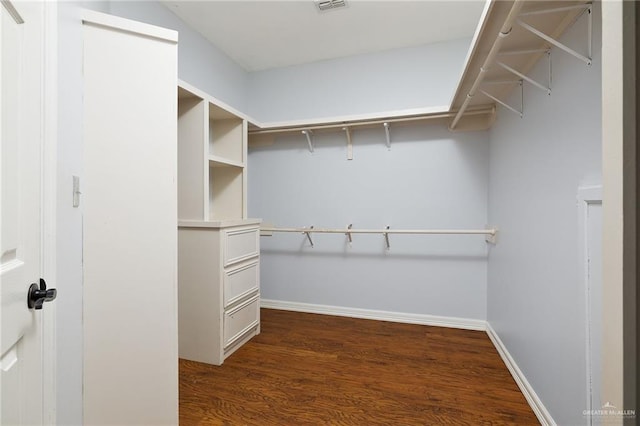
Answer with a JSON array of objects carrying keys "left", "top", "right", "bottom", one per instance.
[{"left": 180, "top": 309, "right": 539, "bottom": 425}]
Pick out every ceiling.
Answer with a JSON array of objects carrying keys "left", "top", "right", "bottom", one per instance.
[{"left": 162, "top": 0, "right": 488, "bottom": 72}]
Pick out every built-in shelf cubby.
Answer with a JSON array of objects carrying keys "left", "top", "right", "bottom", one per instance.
[
  {"left": 177, "top": 80, "right": 260, "bottom": 366},
  {"left": 177, "top": 84, "right": 249, "bottom": 220},
  {"left": 209, "top": 163, "right": 243, "bottom": 221},
  {"left": 209, "top": 102, "right": 244, "bottom": 166}
]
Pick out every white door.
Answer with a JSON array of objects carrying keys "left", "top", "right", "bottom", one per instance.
[{"left": 0, "top": 1, "right": 50, "bottom": 425}]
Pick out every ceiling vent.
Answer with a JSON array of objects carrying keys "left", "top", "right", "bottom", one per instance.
[{"left": 315, "top": 0, "right": 348, "bottom": 12}]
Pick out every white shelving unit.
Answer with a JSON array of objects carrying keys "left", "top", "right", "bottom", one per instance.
[
  {"left": 177, "top": 81, "right": 261, "bottom": 366},
  {"left": 449, "top": 0, "right": 593, "bottom": 130}
]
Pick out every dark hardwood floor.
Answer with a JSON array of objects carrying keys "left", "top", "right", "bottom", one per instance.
[{"left": 180, "top": 308, "right": 539, "bottom": 425}]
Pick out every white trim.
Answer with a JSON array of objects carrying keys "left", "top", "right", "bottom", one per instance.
[
  {"left": 82, "top": 10, "right": 178, "bottom": 43},
  {"left": 486, "top": 323, "right": 556, "bottom": 426},
  {"left": 577, "top": 184, "right": 602, "bottom": 423},
  {"left": 577, "top": 185, "right": 603, "bottom": 203},
  {"left": 260, "top": 299, "right": 486, "bottom": 331},
  {"left": 42, "top": 1, "right": 58, "bottom": 423}
]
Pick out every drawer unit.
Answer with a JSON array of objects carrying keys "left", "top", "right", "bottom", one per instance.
[
  {"left": 178, "top": 219, "right": 261, "bottom": 366},
  {"left": 224, "top": 228, "right": 259, "bottom": 267},
  {"left": 224, "top": 261, "right": 259, "bottom": 307},
  {"left": 223, "top": 295, "right": 260, "bottom": 349}
]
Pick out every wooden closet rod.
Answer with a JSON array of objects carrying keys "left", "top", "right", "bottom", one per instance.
[
  {"left": 262, "top": 225, "right": 498, "bottom": 248},
  {"left": 261, "top": 226, "right": 496, "bottom": 236}
]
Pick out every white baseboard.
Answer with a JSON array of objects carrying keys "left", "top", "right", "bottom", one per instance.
[
  {"left": 486, "top": 323, "right": 556, "bottom": 426},
  {"left": 260, "top": 299, "right": 486, "bottom": 331}
]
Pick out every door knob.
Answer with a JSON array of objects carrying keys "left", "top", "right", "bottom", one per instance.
[{"left": 27, "top": 278, "right": 57, "bottom": 310}]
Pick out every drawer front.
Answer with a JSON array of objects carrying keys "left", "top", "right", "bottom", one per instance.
[
  {"left": 224, "top": 261, "right": 259, "bottom": 307},
  {"left": 224, "top": 295, "right": 259, "bottom": 349},
  {"left": 224, "top": 228, "right": 259, "bottom": 267}
]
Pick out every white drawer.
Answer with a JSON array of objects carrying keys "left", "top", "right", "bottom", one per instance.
[
  {"left": 224, "top": 261, "right": 259, "bottom": 307},
  {"left": 224, "top": 228, "right": 259, "bottom": 267},
  {"left": 223, "top": 295, "right": 259, "bottom": 349}
]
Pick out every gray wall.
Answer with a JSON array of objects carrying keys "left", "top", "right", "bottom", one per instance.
[
  {"left": 247, "top": 39, "right": 471, "bottom": 123},
  {"left": 248, "top": 124, "right": 490, "bottom": 320},
  {"left": 486, "top": 4, "right": 602, "bottom": 425},
  {"left": 108, "top": 1, "right": 249, "bottom": 112}
]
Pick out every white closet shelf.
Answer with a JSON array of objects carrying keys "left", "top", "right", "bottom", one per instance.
[
  {"left": 449, "top": 0, "right": 592, "bottom": 131},
  {"left": 247, "top": 1, "right": 591, "bottom": 140},
  {"left": 179, "top": 219, "right": 262, "bottom": 228},
  {"left": 247, "top": 106, "right": 496, "bottom": 153},
  {"left": 209, "top": 155, "right": 244, "bottom": 168},
  {"left": 247, "top": 106, "right": 494, "bottom": 137}
]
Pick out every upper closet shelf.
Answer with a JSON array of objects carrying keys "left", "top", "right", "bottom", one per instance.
[
  {"left": 247, "top": 106, "right": 495, "bottom": 153},
  {"left": 247, "top": 0, "right": 591, "bottom": 141},
  {"left": 448, "top": 0, "right": 593, "bottom": 131},
  {"left": 248, "top": 105, "right": 493, "bottom": 135}
]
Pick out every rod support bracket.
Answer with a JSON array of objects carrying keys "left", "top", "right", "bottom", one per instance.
[
  {"left": 302, "top": 130, "right": 314, "bottom": 153},
  {"left": 485, "top": 226, "right": 498, "bottom": 245},
  {"left": 383, "top": 122, "right": 391, "bottom": 150},
  {"left": 304, "top": 226, "right": 314, "bottom": 248},
  {"left": 384, "top": 226, "right": 391, "bottom": 250},
  {"left": 345, "top": 223, "right": 353, "bottom": 246},
  {"left": 343, "top": 127, "right": 353, "bottom": 160}
]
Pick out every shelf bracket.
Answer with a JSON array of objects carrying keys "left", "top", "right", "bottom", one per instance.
[
  {"left": 517, "top": 3, "right": 592, "bottom": 66},
  {"left": 495, "top": 47, "right": 552, "bottom": 93},
  {"left": 302, "top": 130, "right": 314, "bottom": 153},
  {"left": 497, "top": 48, "right": 549, "bottom": 57},
  {"left": 483, "top": 79, "right": 521, "bottom": 85},
  {"left": 384, "top": 226, "right": 390, "bottom": 250},
  {"left": 343, "top": 127, "right": 353, "bottom": 160},
  {"left": 480, "top": 80, "right": 523, "bottom": 118},
  {"left": 345, "top": 223, "right": 353, "bottom": 247},
  {"left": 303, "top": 226, "right": 314, "bottom": 248},
  {"left": 497, "top": 61, "right": 551, "bottom": 95},
  {"left": 383, "top": 122, "right": 391, "bottom": 150}
]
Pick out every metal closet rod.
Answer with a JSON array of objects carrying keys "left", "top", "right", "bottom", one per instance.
[{"left": 261, "top": 226, "right": 496, "bottom": 236}]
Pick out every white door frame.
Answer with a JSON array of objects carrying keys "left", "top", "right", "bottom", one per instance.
[
  {"left": 41, "top": 1, "right": 58, "bottom": 423},
  {"left": 601, "top": 0, "right": 634, "bottom": 414}
]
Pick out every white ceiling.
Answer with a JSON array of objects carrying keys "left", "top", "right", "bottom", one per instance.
[{"left": 162, "top": 1, "right": 487, "bottom": 72}]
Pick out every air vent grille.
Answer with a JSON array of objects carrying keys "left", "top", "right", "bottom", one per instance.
[{"left": 315, "top": 0, "right": 348, "bottom": 12}]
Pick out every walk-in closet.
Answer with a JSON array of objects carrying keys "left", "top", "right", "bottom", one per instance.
[{"left": 5, "top": 0, "right": 635, "bottom": 425}]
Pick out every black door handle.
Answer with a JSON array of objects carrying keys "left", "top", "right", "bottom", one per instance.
[{"left": 27, "top": 278, "right": 57, "bottom": 310}]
